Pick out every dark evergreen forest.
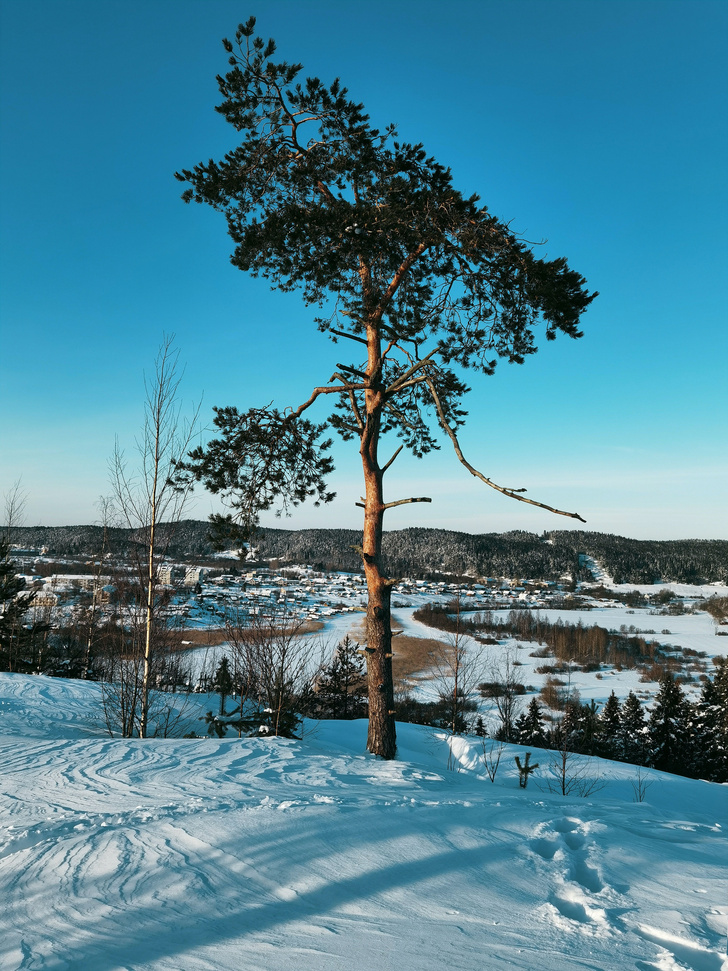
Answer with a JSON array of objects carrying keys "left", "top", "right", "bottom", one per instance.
[{"left": 5, "top": 523, "right": 727, "bottom": 584}]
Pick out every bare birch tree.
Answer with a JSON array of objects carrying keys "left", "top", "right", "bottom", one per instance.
[
  {"left": 2, "top": 477, "right": 28, "bottom": 545},
  {"left": 109, "top": 336, "right": 200, "bottom": 737},
  {"left": 429, "top": 596, "right": 486, "bottom": 737},
  {"left": 224, "top": 602, "right": 321, "bottom": 737}
]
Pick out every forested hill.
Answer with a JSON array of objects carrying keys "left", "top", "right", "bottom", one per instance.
[
  {"left": 547, "top": 531, "right": 728, "bottom": 584},
  {"left": 5, "top": 523, "right": 727, "bottom": 584}
]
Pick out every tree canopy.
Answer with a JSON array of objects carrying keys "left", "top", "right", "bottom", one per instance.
[{"left": 176, "top": 17, "right": 597, "bottom": 757}]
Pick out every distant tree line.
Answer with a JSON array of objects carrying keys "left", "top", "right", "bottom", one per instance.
[
  {"left": 6, "top": 523, "right": 727, "bottom": 583},
  {"left": 549, "top": 530, "right": 728, "bottom": 584}
]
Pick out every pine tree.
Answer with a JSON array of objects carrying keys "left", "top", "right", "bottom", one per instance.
[
  {"left": 689, "top": 669, "right": 728, "bottom": 783},
  {"left": 473, "top": 716, "right": 487, "bottom": 737},
  {"left": 175, "top": 16, "right": 596, "bottom": 759},
  {"left": 711, "top": 658, "right": 728, "bottom": 782},
  {"left": 578, "top": 699, "right": 600, "bottom": 756},
  {"left": 213, "top": 655, "right": 234, "bottom": 715},
  {"left": 516, "top": 697, "right": 547, "bottom": 748},
  {"left": 551, "top": 698, "right": 597, "bottom": 754},
  {"left": 315, "top": 636, "right": 367, "bottom": 719}
]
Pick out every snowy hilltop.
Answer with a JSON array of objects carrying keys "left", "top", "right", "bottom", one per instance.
[{"left": 1, "top": 673, "right": 726, "bottom": 971}]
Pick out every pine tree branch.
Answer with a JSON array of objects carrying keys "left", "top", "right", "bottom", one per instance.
[
  {"left": 372, "top": 243, "right": 429, "bottom": 323},
  {"left": 382, "top": 496, "right": 432, "bottom": 510},
  {"left": 355, "top": 495, "right": 431, "bottom": 510},
  {"left": 381, "top": 445, "right": 403, "bottom": 475},
  {"left": 329, "top": 328, "right": 367, "bottom": 346},
  {"left": 385, "top": 349, "right": 438, "bottom": 396},
  {"left": 285, "top": 379, "right": 366, "bottom": 421},
  {"left": 425, "top": 376, "right": 587, "bottom": 523}
]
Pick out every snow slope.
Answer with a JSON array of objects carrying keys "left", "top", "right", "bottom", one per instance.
[{"left": 1, "top": 674, "right": 726, "bottom": 971}]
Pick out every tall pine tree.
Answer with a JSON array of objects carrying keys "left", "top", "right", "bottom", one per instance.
[{"left": 175, "top": 16, "right": 597, "bottom": 759}]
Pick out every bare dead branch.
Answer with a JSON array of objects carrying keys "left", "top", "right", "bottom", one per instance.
[
  {"left": 425, "top": 377, "right": 587, "bottom": 523},
  {"left": 381, "top": 445, "right": 404, "bottom": 475},
  {"left": 382, "top": 497, "right": 432, "bottom": 510},
  {"left": 336, "top": 363, "right": 369, "bottom": 380}
]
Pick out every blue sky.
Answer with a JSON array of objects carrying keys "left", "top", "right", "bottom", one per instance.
[{"left": 1, "top": 0, "right": 726, "bottom": 540}]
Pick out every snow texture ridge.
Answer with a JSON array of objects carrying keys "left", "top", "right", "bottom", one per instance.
[{"left": 0, "top": 673, "right": 726, "bottom": 971}]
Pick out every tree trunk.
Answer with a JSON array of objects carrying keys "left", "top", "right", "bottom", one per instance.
[
  {"left": 139, "top": 521, "right": 154, "bottom": 739},
  {"left": 364, "top": 573, "right": 396, "bottom": 758},
  {"left": 140, "top": 447, "right": 159, "bottom": 739},
  {"left": 361, "top": 325, "right": 397, "bottom": 758}
]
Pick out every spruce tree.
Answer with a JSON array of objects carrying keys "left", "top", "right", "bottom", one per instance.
[
  {"left": 0, "top": 539, "right": 36, "bottom": 672},
  {"left": 578, "top": 699, "right": 600, "bottom": 756},
  {"left": 213, "top": 655, "right": 234, "bottom": 715},
  {"left": 315, "top": 636, "right": 367, "bottom": 719},
  {"left": 711, "top": 658, "right": 728, "bottom": 783},
  {"left": 552, "top": 698, "right": 597, "bottom": 754},
  {"left": 619, "top": 691, "right": 649, "bottom": 766},
  {"left": 648, "top": 673, "right": 689, "bottom": 774},
  {"left": 689, "top": 671, "right": 728, "bottom": 783},
  {"left": 597, "top": 691, "right": 621, "bottom": 759},
  {"left": 516, "top": 697, "right": 547, "bottom": 748}
]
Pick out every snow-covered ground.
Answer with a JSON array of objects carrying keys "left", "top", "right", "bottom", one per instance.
[{"left": 1, "top": 674, "right": 726, "bottom": 971}]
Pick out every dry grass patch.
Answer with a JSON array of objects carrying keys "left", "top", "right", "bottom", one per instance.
[
  {"left": 348, "top": 614, "right": 451, "bottom": 681},
  {"left": 392, "top": 633, "right": 452, "bottom": 680},
  {"left": 175, "top": 619, "right": 324, "bottom": 650},
  {"left": 176, "top": 628, "right": 229, "bottom": 648}
]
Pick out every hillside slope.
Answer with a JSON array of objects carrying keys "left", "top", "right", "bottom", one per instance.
[
  {"left": 6, "top": 523, "right": 728, "bottom": 583},
  {"left": 0, "top": 673, "right": 726, "bottom": 971}
]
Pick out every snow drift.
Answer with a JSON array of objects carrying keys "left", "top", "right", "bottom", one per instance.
[{"left": 1, "top": 673, "right": 726, "bottom": 971}]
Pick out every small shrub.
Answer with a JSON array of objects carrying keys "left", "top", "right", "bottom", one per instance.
[
  {"left": 530, "top": 646, "right": 552, "bottom": 658},
  {"left": 540, "top": 676, "right": 567, "bottom": 710},
  {"left": 515, "top": 752, "right": 539, "bottom": 789},
  {"left": 479, "top": 680, "right": 527, "bottom": 698}
]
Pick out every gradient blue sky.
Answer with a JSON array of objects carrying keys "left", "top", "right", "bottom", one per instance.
[{"left": 1, "top": 0, "right": 726, "bottom": 539}]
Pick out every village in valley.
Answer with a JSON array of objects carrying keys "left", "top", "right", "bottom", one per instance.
[
  {"left": 9, "top": 539, "right": 728, "bottom": 716},
  {"left": 15, "top": 546, "right": 573, "bottom": 630}
]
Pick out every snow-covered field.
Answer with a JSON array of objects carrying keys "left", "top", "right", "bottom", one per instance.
[
  {"left": 1, "top": 674, "right": 726, "bottom": 971},
  {"left": 390, "top": 602, "right": 728, "bottom": 710}
]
